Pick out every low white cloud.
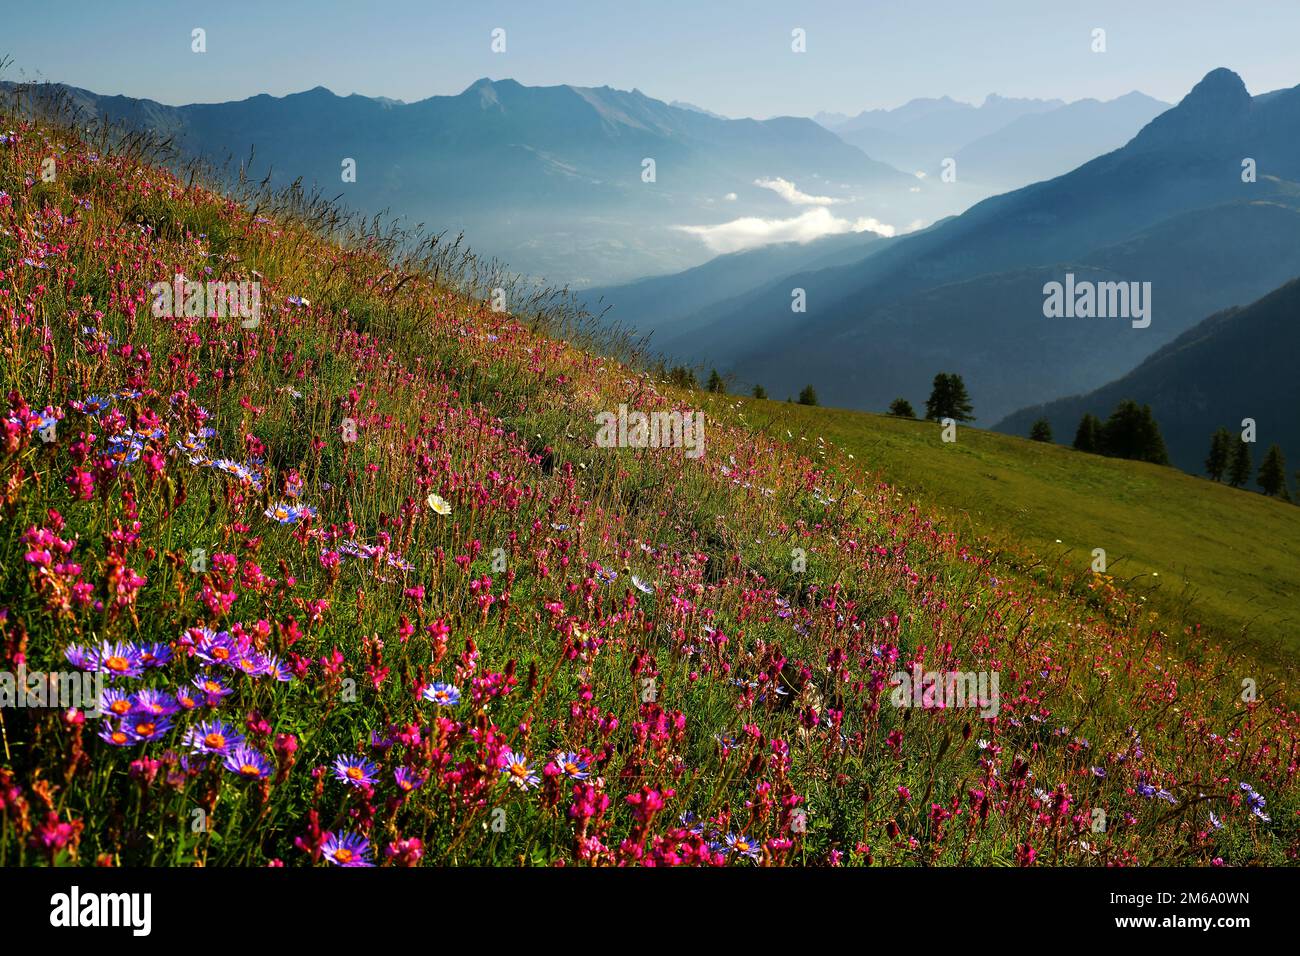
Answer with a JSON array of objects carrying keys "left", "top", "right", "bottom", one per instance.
[
  {"left": 753, "top": 176, "right": 840, "bottom": 206},
  {"left": 676, "top": 206, "right": 895, "bottom": 254},
  {"left": 723, "top": 192, "right": 738, "bottom": 201}
]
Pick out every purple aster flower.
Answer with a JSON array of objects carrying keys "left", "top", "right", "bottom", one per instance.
[
  {"left": 725, "top": 833, "right": 762, "bottom": 861},
  {"left": 174, "top": 685, "right": 201, "bottom": 711},
  {"left": 90, "top": 641, "right": 146, "bottom": 679},
  {"left": 124, "top": 715, "right": 173, "bottom": 743},
  {"left": 136, "top": 643, "right": 173, "bottom": 668},
  {"left": 192, "top": 629, "right": 238, "bottom": 667},
  {"left": 193, "top": 674, "right": 233, "bottom": 703},
  {"left": 185, "top": 719, "right": 244, "bottom": 755},
  {"left": 322, "top": 832, "right": 373, "bottom": 867},
  {"left": 555, "top": 751, "right": 590, "bottom": 780},
  {"left": 99, "top": 687, "right": 134, "bottom": 719},
  {"left": 422, "top": 682, "right": 461, "bottom": 707},
  {"left": 498, "top": 750, "right": 539, "bottom": 790},
  {"left": 98, "top": 721, "right": 135, "bottom": 747},
  {"left": 333, "top": 755, "right": 379, "bottom": 788},
  {"left": 394, "top": 767, "right": 425, "bottom": 794},
  {"left": 224, "top": 744, "right": 272, "bottom": 779},
  {"left": 131, "top": 689, "right": 180, "bottom": 717}
]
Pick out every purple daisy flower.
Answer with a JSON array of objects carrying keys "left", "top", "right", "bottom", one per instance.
[
  {"left": 99, "top": 687, "right": 134, "bottom": 719},
  {"left": 136, "top": 642, "right": 173, "bottom": 668},
  {"left": 322, "top": 832, "right": 373, "bottom": 867},
  {"left": 421, "top": 682, "right": 461, "bottom": 707},
  {"left": 91, "top": 641, "right": 146, "bottom": 679},
  {"left": 555, "top": 751, "right": 590, "bottom": 780},
  {"left": 174, "top": 686, "right": 201, "bottom": 711},
  {"left": 725, "top": 833, "right": 762, "bottom": 861},
  {"left": 193, "top": 674, "right": 233, "bottom": 703},
  {"left": 124, "top": 715, "right": 173, "bottom": 743},
  {"left": 98, "top": 721, "right": 135, "bottom": 747},
  {"left": 131, "top": 689, "right": 180, "bottom": 717},
  {"left": 185, "top": 719, "right": 244, "bottom": 755},
  {"left": 192, "top": 629, "right": 238, "bottom": 667},
  {"left": 498, "top": 750, "right": 539, "bottom": 790},
  {"left": 224, "top": 744, "right": 272, "bottom": 779},
  {"left": 333, "top": 754, "right": 379, "bottom": 788},
  {"left": 393, "top": 767, "right": 425, "bottom": 794}
]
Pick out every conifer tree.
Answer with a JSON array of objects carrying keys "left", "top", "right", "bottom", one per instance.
[
  {"left": 1228, "top": 438, "right": 1253, "bottom": 488},
  {"left": 1204, "top": 427, "right": 1231, "bottom": 481},
  {"left": 888, "top": 398, "right": 916, "bottom": 418},
  {"left": 1073, "top": 413, "right": 1101, "bottom": 453},
  {"left": 1257, "top": 443, "right": 1287, "bottom": 496},
  {"left": 924, "top": 373, "right": 975, "bottom": 422}
]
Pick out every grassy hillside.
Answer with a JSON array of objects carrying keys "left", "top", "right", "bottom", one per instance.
[
  {"left": 737, "top": 400, "right": 1300, "bottom": 667},
  {"left": 2, "top": 105, "right": 1298, "bottom": 868}
]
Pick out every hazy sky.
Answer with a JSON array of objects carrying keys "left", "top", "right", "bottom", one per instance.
[{"left": 6, "top": 0, "right": 1298, "bottom": 117}]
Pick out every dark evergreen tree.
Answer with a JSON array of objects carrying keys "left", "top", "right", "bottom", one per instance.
[
  {"left": 888, "top": 397, "right": 916, "bottom": 418},
  {"left": 924, "top": 373, "right": 975, "bottom": 422},
  {"left": 1257, "top": 443, "right": 1287, "bottom": 496},
  {"left": 668, "top": 366, "right": 697, "bottom": 389},
  {"left": 706, "top": 369, "right": 725, "bottom": 394},
  {"left": 751, "top": 384, "right": 767, "bottom": 399},
  {"left": 1228, "top": 438, "right": 1252, "bottom": 488},
  {"left": 1098, "top": 400, "right": 1169, "bottom": 464},
  {"left": 1204, "top": 427, "right": 1231, "bottom": 481},
  {"left": 1073, "top": 413, "right": 1101, "bottom": 453},
  {"left": 1029, "top": 418, "right": 1053, "bottom": 442},
  {"left": 797, "top": 385, "right": 818, "bottom": 406}
]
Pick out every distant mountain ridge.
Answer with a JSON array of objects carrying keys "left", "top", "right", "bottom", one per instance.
[
  {"left": 641, "top": 69, "right": 1300, "bottom": 426},
  {"left": 7, "top": 77, "right": 932, "bottom": 286},
  {"left": 996, "top": 276, "right": 1300, "bottom": 476},
  {"left": 818, "top": 93, "right": 1066, "bottom": 173},
  {"left": 952, "top": 92, "right": 1169, "bottom": 187}
]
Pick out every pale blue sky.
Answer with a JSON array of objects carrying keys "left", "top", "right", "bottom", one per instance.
[{"left": 5, "top": 0, "right": 1298, "bottom": 116}]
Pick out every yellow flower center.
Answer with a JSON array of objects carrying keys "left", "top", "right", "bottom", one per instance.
[
  {"left": 105, "top": 655, "right": 129, "bottom": 672},
  {"left": 205, "top": 733, "right": 226, "bottom": 749},
  {"left": 240, "top": 764, "right": 259, "bottom": 777},
  {"left": 347, "top": 767, "right": 363, "bottom": 780},
  {"left": 334, "top": 848, "right": 353, "bottom": 864}
]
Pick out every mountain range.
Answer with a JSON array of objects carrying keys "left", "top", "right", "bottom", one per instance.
[
  {"left": 9, "top": 78, "right": 954, "bottom": 286},
  {"left": 613, "top": 69, "right": 1300, "bottom": 434},
  {"left": 816, "top": 91, "right": 1169, "bottom": 186},
  {"left": 996, "top": 277, "right": 1300, "bottom": 475}
]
